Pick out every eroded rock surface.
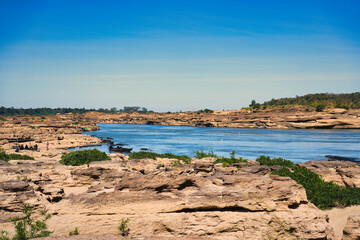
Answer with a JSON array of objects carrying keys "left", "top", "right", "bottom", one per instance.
[
  {"left": 82, "top": 108, "right": 360, "bottom": 130},
  {"left": 300, "top": 161, "right": 360, "bottom": 187},
  {"left": 342, "top": 214, "right": 360, "bottom": 240},
  {"left": 0, "top": 156, "right": 341, "bottom": 239}
]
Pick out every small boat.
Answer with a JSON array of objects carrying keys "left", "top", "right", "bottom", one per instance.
[
  {"left": 109, "top": 146, "right": 133, "bottom": 153},
  {"left": 325, "top": 155, "right": 360, "bottom": 164}
]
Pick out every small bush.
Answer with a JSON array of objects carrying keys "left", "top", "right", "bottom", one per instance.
[
  {"left": 252, "top": 103, "right": 261, "bottom": 109},
  {"left": 0, "top": 149, "right": 7, "bottom": 161},
  {"left": 256, "top": 155, "right": 293, "bottom": 167},
  {"left": 272, "top": 165, "right": 360, "bottom": 209},
  {"left": 60, "top": 149, "right": 110, "bottom": 166},
  {"left": 129, "top": 151, "right": 191, "bottom": 163},
  {"left": 197, "top": 109, "right": 214, "bottom": 114},
  {"left": 69, "top": 227, "right": 79, "bottom": 236},
  {"left": 315, "top": 103, "right": 326, "bottom": 112},
  {"left": 0, "top": 230, "right": 10, "bottom": 240},
  {"left": 0, "top": 117, "right": 7, "bottom": 121},
  {"left": 213, "top": 151, "right": 247, "bottom": 167},
  {"left": 10, "top": 204, "right": 52, "bottom": 240},
  {"left": 118, "top": 218, "right": 129, "bottom": 237},
  {"left": 194, "top": 150, "right": 218, "bottom": 159},
  {"left": 258, "top": 155, "right": 360, "bottom": 209},
  {"left": 0, "top": 149, "right": 34, "bottom": 162}
]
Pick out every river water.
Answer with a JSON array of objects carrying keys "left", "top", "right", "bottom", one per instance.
[{"left": 77, "top": 123, "right": 360, "bottom": 163}]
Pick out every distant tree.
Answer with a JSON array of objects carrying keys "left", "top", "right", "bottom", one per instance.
[
  {"left": 252, "top": 103, "right": 261, "bottom": 109},
  {"left": 249, "top": 100, "right": 257, "bottom": 108},
  {"left": 197, "top": 109, "right": 214, "bottom": 114}
]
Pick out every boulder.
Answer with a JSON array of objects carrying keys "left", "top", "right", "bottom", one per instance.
[{"left": 342, "top": 214, "right": 360, "bottom": 240}]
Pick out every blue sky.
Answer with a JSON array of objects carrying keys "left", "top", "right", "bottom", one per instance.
[{"left": 0, "top": 0, "right": 359, "bottom": 111}]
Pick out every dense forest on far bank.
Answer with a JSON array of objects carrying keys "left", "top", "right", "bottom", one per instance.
[
  {"left": 1, "top": 93, "right": 359, "bottom": 116},
  {"left": 249, "top": 92, "right": 360, "bottom": 110},
  {"left": 0, "top": 106, "right": 153, "bottom": 116}
]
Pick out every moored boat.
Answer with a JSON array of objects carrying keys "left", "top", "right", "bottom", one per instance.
[
  {"left": 325, "top": 155, "right": 360, "bottom": 164},
  {"left": 109, "top": 145, "right": 133, "bottom": 153}
]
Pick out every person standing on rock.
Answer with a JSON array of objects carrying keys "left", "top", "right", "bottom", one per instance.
[{"left": 46, "top": 142, "right": 49, "bottom": 150}]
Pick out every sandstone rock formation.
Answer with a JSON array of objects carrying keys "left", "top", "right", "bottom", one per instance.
[
  {"left": 1, "top": 114, "right": 360, "bottom": 239},
  {"left": 0, "top": 116, "right": 102, "bottom": 160},
  {"left": 300, "top": 161, "right": 360, "bottom": 188},
  {"left": 0, "top": 156, "right": 341, "bottom": 239},
  {"left": 342, "top": 214, "right": 360, "bottom": 240},
  {"left": 81, "top": 108, "right": 360, "bottom": 130}
]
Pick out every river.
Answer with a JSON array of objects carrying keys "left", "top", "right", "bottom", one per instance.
[{"left": 76, "top": 123, "right": 360, "bottom": 163}]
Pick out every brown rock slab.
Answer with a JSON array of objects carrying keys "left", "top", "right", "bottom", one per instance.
[{"left": 342, "top": 214, "right": 360, "bottom": 240}]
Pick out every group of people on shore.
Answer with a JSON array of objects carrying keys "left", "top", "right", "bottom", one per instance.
[
  {"left": 14, "top": 144, "right": 39, "bottom": 152},
  {"left": 14, "top": 142, "right": 50, "bottom": 152}
]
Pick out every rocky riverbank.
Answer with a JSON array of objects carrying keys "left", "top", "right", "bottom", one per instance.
[
  {"left": 0, "top": 113, "right": 360, "bottom": 239},
  {"left": 0, "top": 156, "right": 360, "bottom": 239},
  {"left": 0, "top": 114, "right": 101, "bottom": 160},
  {"left": 84, "top": 107, "right": 360, "bottom": 129}
]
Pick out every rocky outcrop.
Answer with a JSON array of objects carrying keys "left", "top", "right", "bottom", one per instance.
[
  {"left": 0, "top": 157, "right": 342, "bottom": 239},
  {"left": 299, "top": 161, "right": 360, "bottom": 187},
  {"left": 82, "top": 108, "right": 360, "bottom": 130},
  {"left": 0, "top": 180, "right": 41, "bottom": 223},
  {"left": 0, "top": 117, "right": 102, "bottom": 161},
  {"left": 342, "top": 214, "right": 360, "bottom": 240}
]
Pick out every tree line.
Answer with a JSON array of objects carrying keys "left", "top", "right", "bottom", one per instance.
[
  {"left": 249, "top": 92, "right": 360, "bottom": 110},
  {"left": 0, "top": 106, "right": 153, "bottom": 116}
]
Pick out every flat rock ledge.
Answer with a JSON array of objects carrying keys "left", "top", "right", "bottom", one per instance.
[{"left": 3, "top": 157, "right": 355, "bottom": 239}]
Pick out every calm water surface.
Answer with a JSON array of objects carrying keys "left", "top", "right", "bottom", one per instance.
[{"left": 77, "top": 123, "right": 360, "bottom": 163}]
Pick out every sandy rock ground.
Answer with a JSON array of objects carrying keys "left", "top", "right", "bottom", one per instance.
[
  {"left": 83, "top": 108, "right": 360, "bottom": 129},
  {"left": 0, "top": 115, "right": 101, "bottom": 160},
  {"left": 0, "top": 114, "right": 360, "bottom": 239},
  {"left": 0, "top": 157, "right": 359, "bottom": 239}
]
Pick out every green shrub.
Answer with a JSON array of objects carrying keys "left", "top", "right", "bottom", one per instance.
[
  {"left": 194, "top": 150, "right": 218, "bottom": 159},
  {"left": 0, "top": 149, "right": 34, "bottom": 162},
  {"left": 9, "top": 204, "right": 52, "bottom": 240},
  {"left": 69, "top": 227, "right": 79, "bottom": 236},
  {"left": 60, "top": 149, "right": 110, "bottom": 166},
  {"left": 129, "top": 151, "right": 191, "bottom": 163},
  {"left": 252, "top": 103, "right": 261, "bottom": 109},
  {"left": 258, "top": 155, "right": 360, "bottom": 209},
  {"left": 335, "top": 103, "right": 349, "bottom": 110},
  {"left": 213, "top": 151, "right": 247, "bottom": 167},
  {"left": 118, "top": 218, "right": 129, "bottom": 237},
  {"left": 256, "top": 155, "right": 294, "bottom": 167},
  {"left": 0, "top": 149, "right": 7, "bottom": 161},
  {"left": 197, "top": 109, "right": 214, "bottom": 113},
  {"left": 272, "top": 165, "right": 360, "bottom": 209},
  {"left": 315, "top": 103, "right": 326, "bottom": 112},
  {"left": 0, "top": 230, "right": 10, "bottom": 240},
  {"left": 0, "top": 117, "right": 7, "bottom": 121}
]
